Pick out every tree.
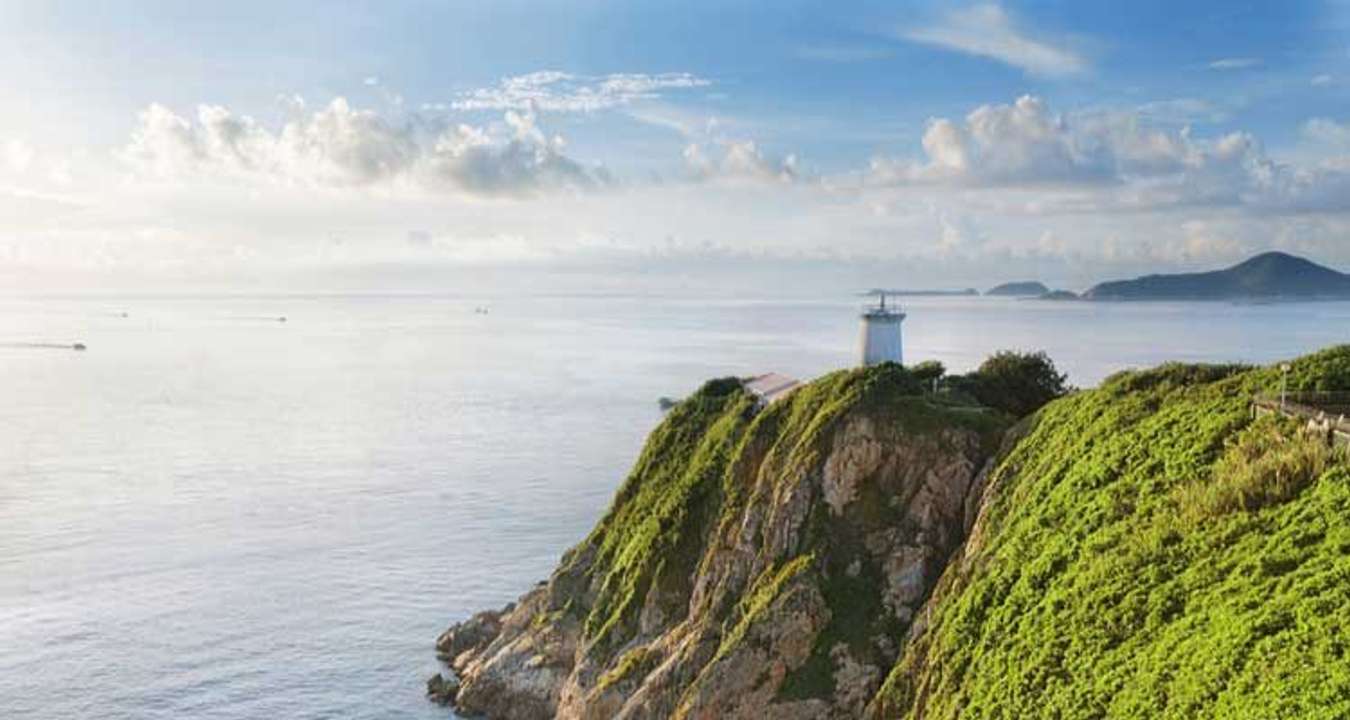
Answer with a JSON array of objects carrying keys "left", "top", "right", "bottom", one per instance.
[
  {"left": 910, "top": 360, "right": 946, "bottom": 386},
  {"left": 969, "top": 351, "right": 1069, "bottom": 417}
]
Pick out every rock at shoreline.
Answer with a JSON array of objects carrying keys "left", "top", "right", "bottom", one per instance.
[
  {"left": 425, "top": 672, "right": 460, "bottom": 705},
  {"left": 436, "top": 607, "right": 507, "bottom": 663}
]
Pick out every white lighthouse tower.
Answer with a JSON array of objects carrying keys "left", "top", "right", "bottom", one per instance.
[{"left": 859, "top": 291, "right": 905, "bottom": 366}]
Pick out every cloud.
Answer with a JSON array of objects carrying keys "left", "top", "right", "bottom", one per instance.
[
  {"left": 865, "top": 95, "right": 1350, "bottom": 214},
  {"left": 900, "top": 4, "right": 1089, "bottom": 78},
  {"left": 1208, "top": 57, "right": 1262, "bottom": 70},
  {"left": 121, "top": 99, "right": 605, "bottom": 197},
  {"left": 1311, "top": 74, "right": 1335, "bottom": 86},
  {"left": 451, "top": 71, "right": 711, "bottom": 113},
  {"left": 869, "top": 96, "right": 1118, "bottom": 186},
  {"left": 683, "top": 140, "right": 800, "bottom": 183},
  {"left": 423, "top": 110, "right": 604, "bottom": 195}
]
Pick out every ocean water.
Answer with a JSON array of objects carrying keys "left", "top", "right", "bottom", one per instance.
[{"left": 2, "top": 293, "right": 1347, "bottom": 719}]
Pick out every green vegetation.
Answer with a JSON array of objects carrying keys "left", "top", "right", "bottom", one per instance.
[
  {"left": 959, "top": 350, "right": 1070, "bottom": 417},
  {"left": 872, "top": 345, "right": 1350, "bottom": 719},
  {"left": 535, "top": 346, "right": 1350, "bottom": 717},
  {"left": 716, "top": 553, "right": 816, "bottom": 660},
  {"left": 1176, "top": 416, "right": 1345, "bottom": 521},
  {"left": 910, "top": 360, "right": 946, "bottom": 385},
  {"left": 568, "top": 377, "right": 758, "bottom": 654},
  {"left": 596, "top": 643, "right": 661, "bottom": 692}
]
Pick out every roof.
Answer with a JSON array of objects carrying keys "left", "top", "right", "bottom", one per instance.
[{"left": 745, "top": 372, "right": 801, "bottom": 404}]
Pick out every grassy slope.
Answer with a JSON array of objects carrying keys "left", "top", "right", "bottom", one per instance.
[
  {"left": 567, "top": 377, "right": 757, "bottom": 654},
  {"left": 872, "top": 346, "right": 1350, "bottom": 719}
]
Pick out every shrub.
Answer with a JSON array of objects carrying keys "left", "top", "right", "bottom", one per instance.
[
  {"left": 966, "top": 350, "right": 1069, "bottom": 417},
  {"left": 859, "top": 362, "right": 925, "bottom": 401}
]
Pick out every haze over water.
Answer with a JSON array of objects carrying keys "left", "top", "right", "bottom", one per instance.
[{"left": 2, "top": 293, "right": 1347, "bottom": 720}]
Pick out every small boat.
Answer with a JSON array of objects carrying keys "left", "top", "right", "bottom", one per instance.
[{"left": 72, "top": 343, "right": 87, "bottom": 351}]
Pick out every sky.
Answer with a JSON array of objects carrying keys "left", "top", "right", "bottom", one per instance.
[{"left": 2, "top": 0, "right": 1350, "bottom": 294}]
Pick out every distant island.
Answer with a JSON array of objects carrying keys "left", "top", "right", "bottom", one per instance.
[
  {"left": 984, "top": 280, "right": 1049, "bottom": 297},
  {"left": 866, "top": 287, "right": 978, "bottom": 297},
  {"left": 1083, "top": 251, "right": 1350, "bottom": 301}
]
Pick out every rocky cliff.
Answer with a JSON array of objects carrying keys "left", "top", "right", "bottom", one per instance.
[
  {"left": 433, "top": 346, "right": 1350, "bottom": 718},
  {"left": 432, "top": 366, "right": 1008, "bottom": 718}
]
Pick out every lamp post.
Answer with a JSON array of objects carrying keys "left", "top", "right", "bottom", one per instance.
[{"left": 1280, "top": 364, "right": 1291, "bottom": 412}]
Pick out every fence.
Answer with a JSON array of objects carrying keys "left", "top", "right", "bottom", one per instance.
[{"left": 1252, "top": 391, "right": 1350, "bottom": 448}]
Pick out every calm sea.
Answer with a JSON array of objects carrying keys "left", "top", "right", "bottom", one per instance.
[{"left": 2, "top": 293, "right": 1347, "bottom": 719}]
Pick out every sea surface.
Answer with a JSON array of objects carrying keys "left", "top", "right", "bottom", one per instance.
[{"left": 2, "top": 293, "right": 1347, "bottom": 719}]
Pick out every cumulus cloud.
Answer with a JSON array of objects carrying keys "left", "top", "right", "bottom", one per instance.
[
  {"left": 683, "top": 140, "right": 800, "bottom": 183},
  {"left": 451, "top": 71, "right": 711, "bottom": 113},
  {"left": 121, "top": 99, "right": 604, "bottom": 197},
  {"left": 423, "top": 110, "right": 603, "bottom": 194},
  {"left": 1208, "top": 57, "right": 1262, "bottom": 70},
  {"left": 900, "top": 4, "right": 1089, "bottom": 78},
  {"left": 866, "top": 95, "right": 1350, "bottom": 214},
  {"left": 870, "top": 96, "right": 1127, "bottom": 185}
]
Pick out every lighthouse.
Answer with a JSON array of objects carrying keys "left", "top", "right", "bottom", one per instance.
[{"left": 859, "top": 291, "right": 905, "bottom": 366}]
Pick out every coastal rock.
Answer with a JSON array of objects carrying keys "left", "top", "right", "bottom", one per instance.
[
  {"left": 436, "top": 606, "right": 507, "bottom": 663},
  {"left": 434, "top": 368, "right": 1008, "bottom": 719},
  {"left": 425, "top": 672, "right": 459, "bottom": 705}
]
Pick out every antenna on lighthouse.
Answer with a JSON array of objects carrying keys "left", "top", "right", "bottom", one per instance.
[{"left": 857, "top": 289, "right": 906, "bottom": 367}]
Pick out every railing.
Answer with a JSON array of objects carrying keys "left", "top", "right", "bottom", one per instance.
[
  {"left": 1255, "top": 392, "right": 1350, "bottom": 415},
  {"left": 1253, "top": 392, "right": 1350, "bottom": 446}
]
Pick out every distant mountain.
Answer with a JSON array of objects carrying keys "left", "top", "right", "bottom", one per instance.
[
  {"left": 1037, "top": 289, "right": 1080, "bottom": 301},
  {"left": 1084, "top": 252, "right": 1350, "bottom": 301},
  {"left": 985, "top": 281, "right": 1049, "bottom": 297}
]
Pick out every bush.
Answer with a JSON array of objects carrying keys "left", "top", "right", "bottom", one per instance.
[
  {"left": 966, "top": 350, "right": 1069, "bottom": 417},
  {"left": 860, "top": 362, "right": 925, "bottom": 400}
]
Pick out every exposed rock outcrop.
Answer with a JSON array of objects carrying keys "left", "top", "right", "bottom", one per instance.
[{"left": 434, "top": 366, "right": 1009, "bottom": 718}]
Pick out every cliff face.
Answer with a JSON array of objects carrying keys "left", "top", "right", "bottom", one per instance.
[{"left": 434, "top": 366, "right": 1008, "bottom": 718}]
